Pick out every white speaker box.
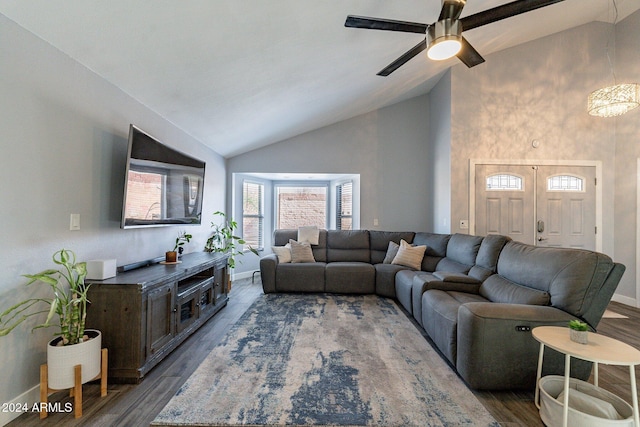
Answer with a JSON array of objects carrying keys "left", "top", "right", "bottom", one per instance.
[{"left": 86, "top": 259, "right": 117, "bottom": 280}]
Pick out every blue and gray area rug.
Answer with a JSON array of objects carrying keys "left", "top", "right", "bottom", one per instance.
[{"left": 152, "top": 294, "right": 499, "bottom": 426}]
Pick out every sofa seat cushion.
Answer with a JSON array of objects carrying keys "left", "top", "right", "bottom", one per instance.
[
  {"left": 325, "top": 262, "right": 375, "bottom": 294},
  {"left": 394, "top": 270, "right": 425, "bottom": 314},
  {"left": 422, "top": 290, "right": 489, "bottom": 366},
  {"left": 276, "top": 262, "right": 326, "bottom": 292},
  {"left": 375, "top": 263, "right": 411, "bottom": 299},
  {"left": 410, "top": 273, "right": 483, "bottom": 327},
  {"left": 394, "top": 270, "right": 423, "bottom": 314}
]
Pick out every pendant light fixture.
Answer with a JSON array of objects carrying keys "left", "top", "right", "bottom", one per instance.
[
  {"left": 588, "top": 83, "right": 640, "bottom": 117},
  {"left": 587, "top": 0, "right": 640, "bottom": 117}
]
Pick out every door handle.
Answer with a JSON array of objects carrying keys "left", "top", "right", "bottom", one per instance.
[
  {"left": 537, "top": 237, "right": 548, "bottom": 242},
  {"left": 537, "top": 220, "right": 545, "bottom": 233}
]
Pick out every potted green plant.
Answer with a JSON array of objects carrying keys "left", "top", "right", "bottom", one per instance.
[
  {"left": 165, "top": 231, "right": 192, "bottom": 263},
  {"left": 205, "top": 211, "right": 258, "bottom": 271},
  {"left": 568, "top": 319, "right": 589, "bottom": 344},
  {"left": 0, "top": 249, "right": 102, "bottom": 389}
]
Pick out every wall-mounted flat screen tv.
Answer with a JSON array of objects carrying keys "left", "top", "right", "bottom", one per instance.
[{"left": 121, "top": 125, "right": 205, "bottom": 228}]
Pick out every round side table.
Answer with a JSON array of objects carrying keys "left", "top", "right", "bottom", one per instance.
[{"left": 532, "top": 326, "right": 640, "bottom": 427}]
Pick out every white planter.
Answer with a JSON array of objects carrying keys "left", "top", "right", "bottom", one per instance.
[
  {"left": 570, "top": 329, "right": 588, "bottom": 344},
  {"left": 47, "top": 329, "right": 102, "bottom": 390}
]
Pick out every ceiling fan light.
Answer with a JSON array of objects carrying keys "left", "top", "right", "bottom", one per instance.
[
  {"left": 427, "top": 19, "right": 462, "bottom": 61},
  {"left": 587, "top": 83, "right": 640, "bottom": 117}
]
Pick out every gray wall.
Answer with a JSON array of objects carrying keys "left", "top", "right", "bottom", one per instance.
[
  {"left": 227, "top": 94, "right": 431, "bottom": 236},
  {"left": 613, "top": 10, "right": 640, "bottom": 304},
  {"left": 448, "top": 16, "right": 638, "bottom": 301},
  {"left": 0, "top": 15, "right": 224, "bottom": 416},
  {"left": 428, "top": 71, "right": 452, "bottom": 233}
]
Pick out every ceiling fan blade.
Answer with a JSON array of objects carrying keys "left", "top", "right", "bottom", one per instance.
[
  {"left": 456, "top": 37, "right": 485, "bottom": 68},
  {"left": 460, "top": 0, "right": 565, "bottom": 32},
  {"left": 439, "top": 0, "right": 467, "bottom": 21},
  {"left": 345, "top": 15, "right": 427, "bottom": 34},
  {"left": 377, "top": 39, "right": 427, "bottom": 76}
]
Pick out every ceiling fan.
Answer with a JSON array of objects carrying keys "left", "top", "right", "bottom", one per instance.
[{"left": 345, "top": 0, "right": 566, "bottom": 76}]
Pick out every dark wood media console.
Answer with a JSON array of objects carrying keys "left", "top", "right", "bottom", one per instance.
[{"left": 86, "top": 252, "right": 229, "bottom": 383}]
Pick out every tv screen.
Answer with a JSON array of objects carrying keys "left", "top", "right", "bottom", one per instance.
[{"left": 121, "top": 125, "right": 205, "bottom": 228}]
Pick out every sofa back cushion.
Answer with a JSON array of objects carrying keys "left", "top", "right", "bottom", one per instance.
[
  {"left": 435, "top": 234, "right": 483, "bottom": 274},
  {"left": 468, "top": 234, "right": 511, "bottom": 281},
  {"left": 326, "top": 230, "right": 370, "bottom": 262},
  {"left": 413, "top": 232, "right": 450, "bottom": 271},
  {"left": 369, "top": 231, "right": 415, "bottom": 264},
  {"left": 486, "top": 240, "right": 615, "bottom": 317},
  {"left": 273, "top": 229, "right": 327, "bottom": 262}
]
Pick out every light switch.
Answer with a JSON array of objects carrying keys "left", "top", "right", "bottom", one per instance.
[{"left": 70, "top": 214, "right": 80, "bottom": 231}]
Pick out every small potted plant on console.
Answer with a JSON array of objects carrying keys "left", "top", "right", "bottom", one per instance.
[
  {"left": 568, "top": 319, "right": 589, "bottom": 344},
  {"left": 165, "top": 231, "right": 192, "bottom": 263}
]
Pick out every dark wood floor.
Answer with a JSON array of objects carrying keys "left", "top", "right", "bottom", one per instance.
[{"left": 7, "top": 279, "right": 640, "bottom": 426}]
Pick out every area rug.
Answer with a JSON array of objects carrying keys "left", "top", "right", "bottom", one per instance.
[{"left": 152, "top": 294, "right": 499, "bottom": 426}]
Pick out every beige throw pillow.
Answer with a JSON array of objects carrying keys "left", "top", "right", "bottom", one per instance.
[
  {"left": 271, "top": 244, "right": 291, "bottom": 263},
  {"left": 289, "top": 239, "right": 316, "bottom": 263},
  {"left": 392, "top": 239, "right": 426, "bottom": 270}
]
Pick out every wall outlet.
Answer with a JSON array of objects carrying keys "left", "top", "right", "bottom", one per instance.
[
  {"left": 373, "top": 218, "right": 379, "bottom": 226},
  {"left": 459, "top": 219, "right": 469, "bottom": 230}
]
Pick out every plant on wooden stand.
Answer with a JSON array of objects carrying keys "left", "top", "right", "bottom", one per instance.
[
  {"left": 204, "top": 211, "right": 258, "bottom": 290},
  {"left": 0, "top": 249, "right": 103, "bottom": 391},
  {"left": 0, "top": 249, "right": 90, "bottom": 344}
]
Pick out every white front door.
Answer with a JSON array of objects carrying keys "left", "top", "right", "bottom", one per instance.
[
  {"left": 475, "top": 164, "right": 535, "bottom": 244},
  {"left": 536, "top": 166, "right": 596, "bottom": 250},
  {"left": 474, "top": 164, "right": 596, "bottom": 250}
]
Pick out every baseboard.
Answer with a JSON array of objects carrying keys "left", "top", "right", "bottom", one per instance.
[
  {"left": 232, "top": 270, "right": 259, "bottom": 281},
  {"left": 0, "top": 384, "right": 40, "bottom": 426},
  {"left": 611, "top": 293, "right": 637, "bottom": 308}
]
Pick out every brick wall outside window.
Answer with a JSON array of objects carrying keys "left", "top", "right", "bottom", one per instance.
[{"left": 277, "top": 187, "right": 326, "bottom": 229}]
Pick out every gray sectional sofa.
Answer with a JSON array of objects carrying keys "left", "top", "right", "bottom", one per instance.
[{"left": 259, "top": 229, "right": 625, "bottom": 390}]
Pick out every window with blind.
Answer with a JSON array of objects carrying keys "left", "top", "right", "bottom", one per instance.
[
  {"left": 336, "top": 181, "right": 353, "bottom": 230},
  {"left": 242, "top": 181, "right": 264, "bottom": 250},
  {"left": 275, "top": 185, "right": 327, "bottom": 229}
]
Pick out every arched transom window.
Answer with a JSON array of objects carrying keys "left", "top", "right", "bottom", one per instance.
[
  {"left": 547, "top": 175, "right": 584, "bottom": 192},
  {"left": 486, "top": 174, "right": 523, "bottom": 191}
]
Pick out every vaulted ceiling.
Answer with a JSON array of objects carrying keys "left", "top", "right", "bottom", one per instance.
[{"left": 1, "top": 0, "right": 638, "bottom": 157}]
